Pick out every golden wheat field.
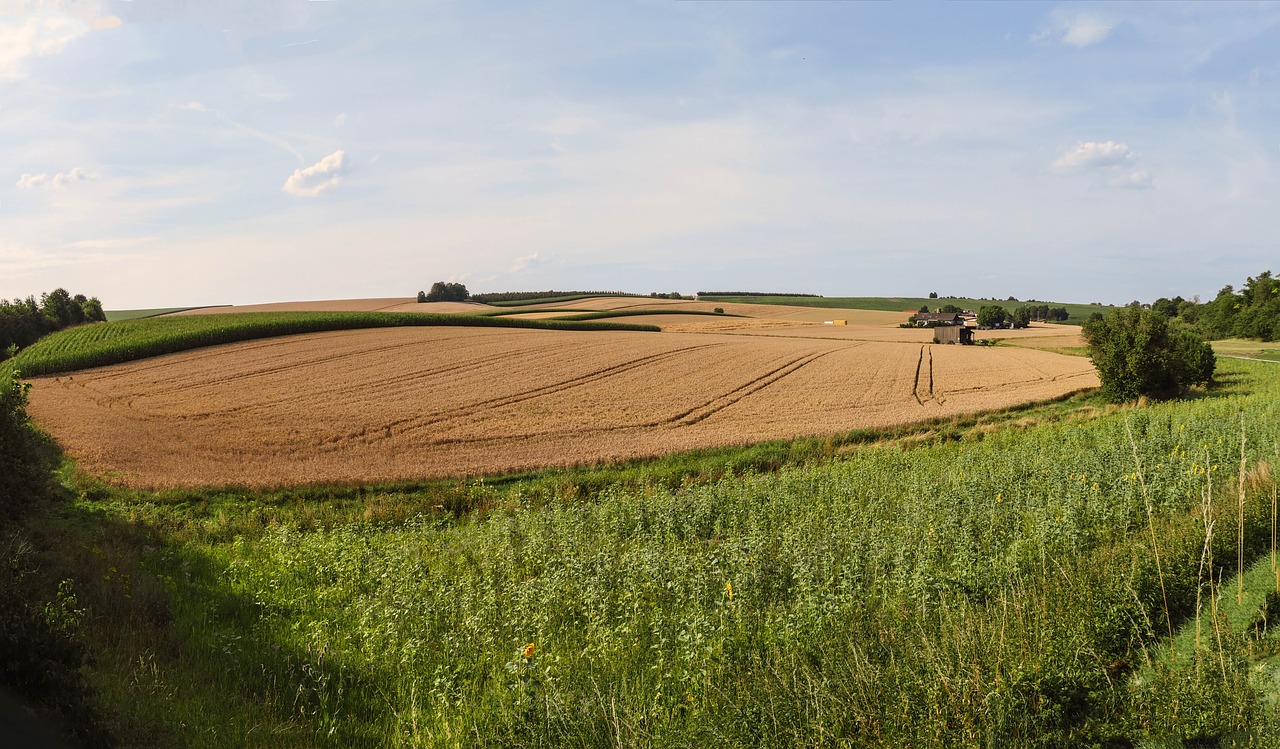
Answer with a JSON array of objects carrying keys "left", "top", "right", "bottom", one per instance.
[{"left": 26, "top": 322, "right": 1098, "bottom": 488}]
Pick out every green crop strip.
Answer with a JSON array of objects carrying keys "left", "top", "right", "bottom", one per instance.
[{"left": 2, "top": 311, "right": 658, "bottom": 378}]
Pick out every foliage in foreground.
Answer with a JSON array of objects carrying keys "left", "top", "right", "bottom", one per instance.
[
  {"left": 0, "top": 370, "right": 111, "bottom": 745},
  {"left": 1, "top": 311, "right": 658, "bottom": 379},
  {"left": 1083, "top": 305, "right": 1216, "bottom": 402},
  {"left": 49, "top": 358, "right": 1280, "bottom": 747}
]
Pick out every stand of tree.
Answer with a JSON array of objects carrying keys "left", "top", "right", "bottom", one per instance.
[
  {"left": 696, "top": 292, "right": 822, "bottom": 298},
  {"left": 1149, "top": 270, "right": 1280, "bottom": 341},
  {"left": 419, "top": 282, "right": 470, "bottom": 303},
  {"left": 468, "top": 290, "right": 640, "bottom": 304},
  {"left": 1, "top": 289, "right": 106, "bottom": 361}
]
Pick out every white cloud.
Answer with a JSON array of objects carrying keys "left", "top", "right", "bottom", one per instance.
[
  {"left": 0, "top": 14, "right": 91, "bottom": 78},
  {"left": 0, "top": 241, "right": 109, "bottom": 275},
  {"left": 15, "top": 167, "right": 99, "bottom": 189},
  {"left": 1032, "top": 13, "right": 1115, "bottom": 48},
  {"left": 1051, "top": 142, "right": 1155, "bottom": 190},
  {"left": 282, "top": 150, "right": 349, "bottom": 197},
  {"left": 510, "top": 252, "right": 543, "bottom": 273},
  {"left": 1107, "top": 171, "right": 1154, "bottom": 190},
  {"left": 1062, "top": 16, "right": 1114, "bottom": 48},
  {"left": 1052, "top": 141, "right": 1133, "bottom": 170},
  {"left": 334, "top": 112, "right": 348, "bottom": 126}
]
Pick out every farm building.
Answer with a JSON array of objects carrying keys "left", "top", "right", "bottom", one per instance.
[
  {"left": 910, "top": 312, "right": 966, "bottom": 327},
  {"left": 933, "top": 325, "right": 975, "bottom": 345}
]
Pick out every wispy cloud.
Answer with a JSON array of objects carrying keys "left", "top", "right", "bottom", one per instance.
[
  {"left": 1062, "top": 16, "right": 1114, "bottom": 48},
  {"left": 1033, "top": 13, "right": 1115, "bottom": 48},
  {"left": 283, "top": 150, "right": 349, "bottom": 197},
  {"left": 15, "top": 167, "right": 99, "bottom": 189},
  {"left": 1052, "top": 141, "right": 1133, "bottom": 170},
  {"left": 510, "top": 252, "right": 543, "bottom": 273},
  {"left": 1051, "top": 141, "right": 1154, "bottom": 190},
  {"left": 0, "top": 14, "right": 90, "bottom": 79},
  {"left": 1106, "top": 170, "right": 1154, "bottom": 190}
]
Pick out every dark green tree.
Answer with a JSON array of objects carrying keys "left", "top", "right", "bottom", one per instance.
[
  {"left": 977, "top": 305, "right": 1007, "bottom": 328},
  {"left": 425, "top": 282, "right": 470, "bottom": 302},
  {"left": 1082, "top": 306, "right": 1215, "bottom": 402}
]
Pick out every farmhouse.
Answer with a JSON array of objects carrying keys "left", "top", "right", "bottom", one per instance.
[{"left": 910, "top": 312, "right": 965, "bottom": 327}]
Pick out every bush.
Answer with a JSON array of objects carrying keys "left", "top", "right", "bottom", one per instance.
[
  {"left": 1082, "top": 307, "right": 1215, "bottom": 402},
  {"left": 0, "top": 372, "right": 47, "bottom": 518}
]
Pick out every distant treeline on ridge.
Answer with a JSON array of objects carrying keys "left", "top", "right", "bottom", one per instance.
[
  {"left": 696, "top": 292, "right": 822, "bottom": 298},
  {"left": 469, "top": 290, "right": 641, "bottom": 303},
  {"left": 2, "top": 288, "right": 106, "bottom": 360}
]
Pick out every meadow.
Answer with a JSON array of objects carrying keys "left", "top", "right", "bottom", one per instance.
[{"left": 34, "top": 356, "right": 1278, "bottom": 747}]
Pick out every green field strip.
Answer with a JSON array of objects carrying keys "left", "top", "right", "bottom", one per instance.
[{"left": 2, "top": 311, "right": 659, "bottom": 378}]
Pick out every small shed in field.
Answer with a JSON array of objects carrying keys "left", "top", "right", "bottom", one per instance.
[{"left": 933, "top": 326, "right": 975, "bottom": 345}]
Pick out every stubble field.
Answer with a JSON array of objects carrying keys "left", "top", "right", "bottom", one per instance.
[{"left": 27, "top": 322, "right": 1097, "bottom": 488}]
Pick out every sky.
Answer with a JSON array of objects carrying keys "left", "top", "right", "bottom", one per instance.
[{"left": 2, "top": 0, "right": 1278, "bottom": 309}]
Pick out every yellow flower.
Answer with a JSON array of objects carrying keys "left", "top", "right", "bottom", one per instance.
[
  {"left": 724, "top": 581, "right": 734, "bottom": 601},
  {"left": 522, "top": 642, "right": 536, "bottom": 659}
]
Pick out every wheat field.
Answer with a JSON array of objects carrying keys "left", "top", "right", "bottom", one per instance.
[{"left": 27, "top": 324, "right": 1098, "bottom": 488}]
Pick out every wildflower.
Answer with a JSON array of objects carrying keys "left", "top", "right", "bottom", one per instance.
[
  {"left": 996, "top": 493, "right": 1002, "bottom": 503},
  {"left": 724, "top": 581, "right": 734, "bottom": 601},
  {"left": 522, "top": 642, "right": 536, "bottom": 659}
]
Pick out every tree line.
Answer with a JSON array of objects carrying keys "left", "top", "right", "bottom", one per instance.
[
  {"left": 1, "top": 289, "right": 106, "bottom": 360},
  {"left": 1148, "top": 270, "right": 1279, "bottom": 341}
]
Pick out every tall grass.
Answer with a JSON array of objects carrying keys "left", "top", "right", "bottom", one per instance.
[{"left": 57, "top": 358, "right": 1280, "bottom": 746}]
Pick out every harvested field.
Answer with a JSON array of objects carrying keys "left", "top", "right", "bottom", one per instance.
[
  {"left": 27, "top": 326, "right": 1099, "bottom": 488},
  {"left": 172, "top": 298, "right": 489, "bottom": 315}
]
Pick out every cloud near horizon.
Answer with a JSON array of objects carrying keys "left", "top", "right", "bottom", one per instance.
[{"left": 282, "top": 151, "right": 349, "bottom": 197}]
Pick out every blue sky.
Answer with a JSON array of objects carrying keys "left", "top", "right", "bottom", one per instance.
[{"left": 2, "top": 1, "right": 1278, "bottom": 308}]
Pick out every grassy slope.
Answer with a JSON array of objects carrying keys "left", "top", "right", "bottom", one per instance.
[
  {"left": 30, "top": 357, "right": 1279, "bottom": 747},
  {"left": 698, "top": 294, "right": 1113, "bottom": 324},
  {"left": 2, "top": 311, "right": 658, "bottom": 379},
  {"left": 1214, "top": 338, "right": 1280, "bottom": 362}
]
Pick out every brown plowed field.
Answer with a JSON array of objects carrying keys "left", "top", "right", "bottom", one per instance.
[{"left": 26, "top": 326, "right": 1098, "bottom": 488}]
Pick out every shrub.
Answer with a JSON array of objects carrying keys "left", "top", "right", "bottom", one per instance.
[
  {"left": 0, "top": 372, "right": 46, "bottom": 517},
  {"left": 1082, "top": 306, "right": 1215, "bottom": 402}
]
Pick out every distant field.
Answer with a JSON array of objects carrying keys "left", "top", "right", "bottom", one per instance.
[
  {"left": 27, "top": 326, "right": 1097, "bottom": 488},
  {"left": 1213, "top": 338, "right": 1280, "bottom": 362},
  {"left": 697, "top": 294, "right": 1113, "bottom": 324},
  {"left": 104, "top": 307, "right": 213, "bottom": 321}
]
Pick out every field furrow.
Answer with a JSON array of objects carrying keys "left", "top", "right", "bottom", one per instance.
[{"left": 25, "top": 327, "right": 1099, "bottom": 487}]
